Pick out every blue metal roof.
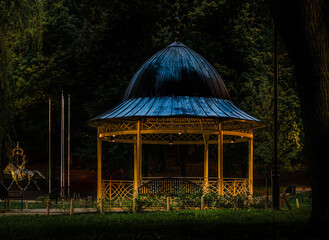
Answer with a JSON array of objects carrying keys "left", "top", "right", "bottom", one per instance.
[
  {"left": 124, "top": 41, "right": 230, "bottom": 100},
  {"left": 90, "top": 97, "right": 260, "bottom": 122},
  {"left": 90, "top": 42, "right": 263, "bottom": 127}
]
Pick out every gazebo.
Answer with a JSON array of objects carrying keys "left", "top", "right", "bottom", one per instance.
[{"left": 89, "top": 41, "right": 264, "bottom": 204}]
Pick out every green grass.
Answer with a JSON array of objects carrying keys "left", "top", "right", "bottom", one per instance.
[{"left": 0, "top": 207, "right": 315, "bottom": 240}]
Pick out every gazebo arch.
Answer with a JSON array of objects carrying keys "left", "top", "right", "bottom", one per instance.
[{"left": 89, "top": 41, "right": 264, "bottom": 205}]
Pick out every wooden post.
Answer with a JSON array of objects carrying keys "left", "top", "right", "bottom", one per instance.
[
  {"left": 167, "top": 197, "right": 171, "bottom": 211},
  {"left": 97, "top": 128, "right": 102, "bottom": 208},
  {"left": 203, "top": 134, "right": 209, "bottom": 192},
  {"left": 46, "top": 199, "right": 51, "bottom": 216},
  {"left": 296, "top": 198, "right": 299, "bottom": 208},
  {"left": 248, "top": 137, "right": 254, "bottom": 195},
  {"left": 100, "top": 198, "right": 104, "bottom": 214},
  {"left": 137, "top": 121, "right": 142, "bottom": 188},
  {"left": 139, "top": 122, "right": 142, "bottom": 185},
  {"left": 248, "top": 195, "right": 253, "bottom": 208},
  {"left": 218, "top": 123, "right": 224, "bottom": 195},
  {"left": 133, "top": 197, "right": 137, "bottom": 213},
  {"left": 25, "top": 200, "right": 28, "bottom": 210},
  {"left": 134, "top": 143, "right": 138, "bottom": 196},
  {"left": 201, "top": 196, "right": 205, "bottom": 210},
  {"left": 134, "top": 121, "right": 142, "bottom": 196},
  {"left": 70, "top": 199, "right": 74, "bottom": 215}
]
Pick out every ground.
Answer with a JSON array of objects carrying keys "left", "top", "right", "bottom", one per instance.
[{"left": 0, "top": 208, "right": 316, "bottom": 240}]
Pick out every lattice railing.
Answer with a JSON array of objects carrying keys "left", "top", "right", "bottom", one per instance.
[
  {"left": 223, "top": 178, "right": 249, "bottom": 197},
  {"left": 142, "top": 118, "right": 219, "bottom": 131},
  {"left": 101, "top": 178, "right": 249, "bottom": 203},
  {"left": 139, "top": 178, "right": 202, "bottom": 195},
  {"left": 100, "top": 121, "right": 137, "bottom": 133},
  {"left": 142, "top": 177, "right": 248, "bottom": 197},
  {"left": 142, "top": 133, "right": 203, "bottom": 142},
  {"left": 102, "top": 180, "right": 134, "bottom": 202},
  {"left": 99, "top": 118, "right": 256, "bottom": 134}
]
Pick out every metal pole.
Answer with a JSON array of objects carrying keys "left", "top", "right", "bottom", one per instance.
[
  {"left": 272, "top": 26, "right": 280, "bottom": 210},
  {"left": 49, "top": 98, "right": 51, "bottom": 194},
  {"left": 61, "top": 91, "right": 65, "bottom": 198},
  {"left": 67, "top": 94, "right": 70, "bottom": 198},
  {"left": 60, "top": 92, "right": 63, "bottom": 197}
]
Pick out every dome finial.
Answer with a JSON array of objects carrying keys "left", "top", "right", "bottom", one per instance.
[{"left": 175, "top": 16, "right": 180, "bottom": 43}]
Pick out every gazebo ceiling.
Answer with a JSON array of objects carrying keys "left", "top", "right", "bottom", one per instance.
[{"left": 89, "top": 41, "right": 264, "bottom": 129}]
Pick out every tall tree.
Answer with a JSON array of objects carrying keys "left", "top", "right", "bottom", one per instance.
[
  {"left": 0, "top": 0, "right": 44, "bottom": 177},
  {"left": 269, "top": 0, "right": 329, "bottom": 235}
]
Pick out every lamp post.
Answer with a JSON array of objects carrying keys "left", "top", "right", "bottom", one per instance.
[
  {"left": 272, "top": 26, "right": 280, "bottom": 210},
  {"left": 60, "top": 91, "right": 65, "bottom": 198},
  {"left": 49, "top": 98, "right": 51, "bottom": 194}
]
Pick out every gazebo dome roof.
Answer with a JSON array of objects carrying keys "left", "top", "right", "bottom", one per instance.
[
  {"left": 124, "top": 41, "right": 230, "bottom": 100},
  {"left": 90, "top": 42, "right": 263, "bottom": 128}
]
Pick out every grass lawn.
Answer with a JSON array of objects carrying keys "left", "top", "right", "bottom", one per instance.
[{"left": 0, "top": 207, "right": 316, "bottom": 240}]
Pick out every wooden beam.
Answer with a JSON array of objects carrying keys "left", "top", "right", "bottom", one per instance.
[
  {"left": 100, "top": 130, "right": 252, "bottom": 140},
  {"left": 99, "top": 131, "right": 138, "bottom": 138},
  {"left": 102, "top": 139, "right": 250, "bottom": 145},
  {"left": 140, "top": 129, "right": 219, "bottom": 135},
  {"left": 97, "top": 128, "right": 102, "bottom": 206},
  {"left": 222, "top": 131, "right": 253, "bottom": 139}
]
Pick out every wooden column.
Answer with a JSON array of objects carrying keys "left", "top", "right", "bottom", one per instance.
[
  {"left": 248, "top": 136, "right": 254, "bottom": 195},
  {"left": 97, "top": 128, "right": 102, "bottom": 205},
  {"left": 134, "top": 142, "right": 138, "bottom": 196},
  {"left": 218, "top": 124, "right": 224, "bottom": 195},
  {"left": 134, "top": 121, "right": 142, "bottom": 196},
  {"left": 139, "top": 121, "right": 142, "bottom": 184},
  {"left": 203, "top": 134, "right": 209, "bottom": 192}
]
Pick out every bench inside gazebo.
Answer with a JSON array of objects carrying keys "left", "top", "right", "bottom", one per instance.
[{"left": 89, "top": 41, "right": 264, "bottom": 206}]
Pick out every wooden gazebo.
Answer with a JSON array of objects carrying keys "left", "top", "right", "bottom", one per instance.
[{"left": 89, "top": 42, "right": 264, "bottom": 204}]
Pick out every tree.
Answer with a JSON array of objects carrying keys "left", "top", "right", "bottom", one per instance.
[
  {"left": 269, "top": 0, "right": 329, "bottom": 235},
  {"left": 184, "top": 0, "right": 303, "bottom": 176},
  {"left": 0, "top": 0, "right": 44, "bottom": 178}
]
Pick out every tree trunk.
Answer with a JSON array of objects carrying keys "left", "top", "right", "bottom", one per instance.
[{"left": 269, "top": 0, "right": 329, "bottom": 235}]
